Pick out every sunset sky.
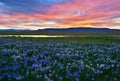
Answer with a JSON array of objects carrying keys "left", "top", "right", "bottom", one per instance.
[{"left": 0, "top": 0, "right": 120, "bottom": 30}]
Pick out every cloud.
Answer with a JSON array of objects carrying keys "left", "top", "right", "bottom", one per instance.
[
  {"left": 0, "top": 0, "right": 68, "bottom": 14},
  {"left": 0, "top": 0, "right": 120, "bottom": 29}
]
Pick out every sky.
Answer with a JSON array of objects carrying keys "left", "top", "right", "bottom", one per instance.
[{"left": 0, "top": 0, "right": 120, "bottom": 30}]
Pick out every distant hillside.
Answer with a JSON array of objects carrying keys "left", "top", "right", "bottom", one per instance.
[
  {"left": 37, "top": 28, "right": 120, "bottom": 33},
  {"left": 0, "top": 29, "right": 33, "bottom": 32},
  {"left": 0, "top": 27, "right": 120, "bottom": 35}
]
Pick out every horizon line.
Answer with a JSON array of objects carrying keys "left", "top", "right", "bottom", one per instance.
[{"left": 0, "top": 27, "right": 120, "bottom": 31}]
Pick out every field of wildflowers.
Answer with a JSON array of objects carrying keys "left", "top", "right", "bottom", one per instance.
[{"left": 0, "top": 37, "right": 120, "bottom": 81}]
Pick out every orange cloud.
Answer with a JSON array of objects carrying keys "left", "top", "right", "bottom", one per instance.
[{"left": 0, "top": 0, "right": 120, "bottom": 29}]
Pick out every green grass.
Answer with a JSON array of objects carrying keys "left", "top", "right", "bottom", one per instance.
[
  {"left": 2, "top": 36, "right": 120, "bottom": 43},
  {"left": 0, "top": 32, "right": 119, "bottom": 35}
]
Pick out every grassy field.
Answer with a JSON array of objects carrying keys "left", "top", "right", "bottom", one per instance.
[
  {"left": 0, "top": 37, "right": 120, "bottom": 81},
  {"left": 0, "top": 32, "right": 119, "bottom": 35}
]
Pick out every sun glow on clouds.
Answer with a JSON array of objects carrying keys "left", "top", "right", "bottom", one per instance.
[
  {"left": 113, "top": 18, "right": 120, "bottom": 23},
  {"left": 0, "top": 0, "right": 120, "bottom": 30}
]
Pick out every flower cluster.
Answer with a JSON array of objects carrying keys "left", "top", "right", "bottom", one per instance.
[{"left": 0, "top": 38, "right": 120, "bottom": 81}]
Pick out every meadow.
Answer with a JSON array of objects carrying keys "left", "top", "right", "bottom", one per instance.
[{"left": 0, "top": 37, "right": 120, "bottom": 81}]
